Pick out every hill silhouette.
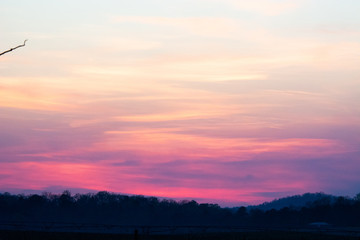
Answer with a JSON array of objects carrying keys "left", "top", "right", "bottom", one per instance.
[{"left": 248, "top": 192, "right": 337, "bottom": 211}]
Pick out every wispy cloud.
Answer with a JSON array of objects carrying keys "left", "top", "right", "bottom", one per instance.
[
  {"left": 1, "top": 0, "right": 360, "bottom": 205},
  {"left": 206, "top": 0, "right": 306, "bottom": 16},
  {"left": 113, "top": 16, "right": 238, "bottom": 37}
]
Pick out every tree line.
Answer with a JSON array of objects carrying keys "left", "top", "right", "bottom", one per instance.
[{"left": 0, "top": 191, "right": 359, "bottom": 227}]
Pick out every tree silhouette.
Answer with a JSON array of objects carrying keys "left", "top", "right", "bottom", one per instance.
[
  {"left": 354, "top": 193, "right": 360, "bottom": 202},
  {"left": 0, "top": 40, "right": 27, "bottom": 56},
  {"left": 1, "top": 191, "right": 360, "bottom": 227}
]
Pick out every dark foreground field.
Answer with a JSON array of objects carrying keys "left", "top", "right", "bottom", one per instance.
[{"left": 0, "top": 230, "right": 359, "bottom": 240}]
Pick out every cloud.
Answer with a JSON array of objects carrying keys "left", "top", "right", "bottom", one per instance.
[
  {"left": 0, "top": 174, "right": 10, "bottom": 180},
  {"left": 207, "top": 0, "right": 306, "bottom": 16},
  {"left": 1, "top": 0, "right": 360, "bottom": 206},
  {"left": 113, "top": 16, "right": 237, "bottom": 37},
  {"left": 1, "top": 148, "right": 359, "bottom": 205},
  {"left": 252, "top": 191, "right": 297, "bottom": 198}
]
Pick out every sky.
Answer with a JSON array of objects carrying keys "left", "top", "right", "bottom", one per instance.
[{"left": 0, "top": 0, "right": 360, "bottom": 206}]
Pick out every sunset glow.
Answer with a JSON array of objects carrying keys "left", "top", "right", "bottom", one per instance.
[{"left": 1, "top": 0, "right": 360, "bottom": 206}]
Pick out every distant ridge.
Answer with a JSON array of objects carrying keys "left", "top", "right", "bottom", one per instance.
[{"left": 247, "top": 192, "right": 337, "bottom": 211}]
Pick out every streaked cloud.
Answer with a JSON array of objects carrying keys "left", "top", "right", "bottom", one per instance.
[
  {"left": 213, "top": 0, "right": 306, "bottom": 16},
  {"left": 1, "top": 0, "right": 359, "bottom": 206}
]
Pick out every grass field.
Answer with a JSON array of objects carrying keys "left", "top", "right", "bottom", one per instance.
[{"left": 0, "top": 230, "right": 358, "bottom": 240}]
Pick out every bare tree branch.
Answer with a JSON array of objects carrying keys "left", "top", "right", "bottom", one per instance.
[{"left": 0, "top": 40, "right": 28, "bottom": 56}]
